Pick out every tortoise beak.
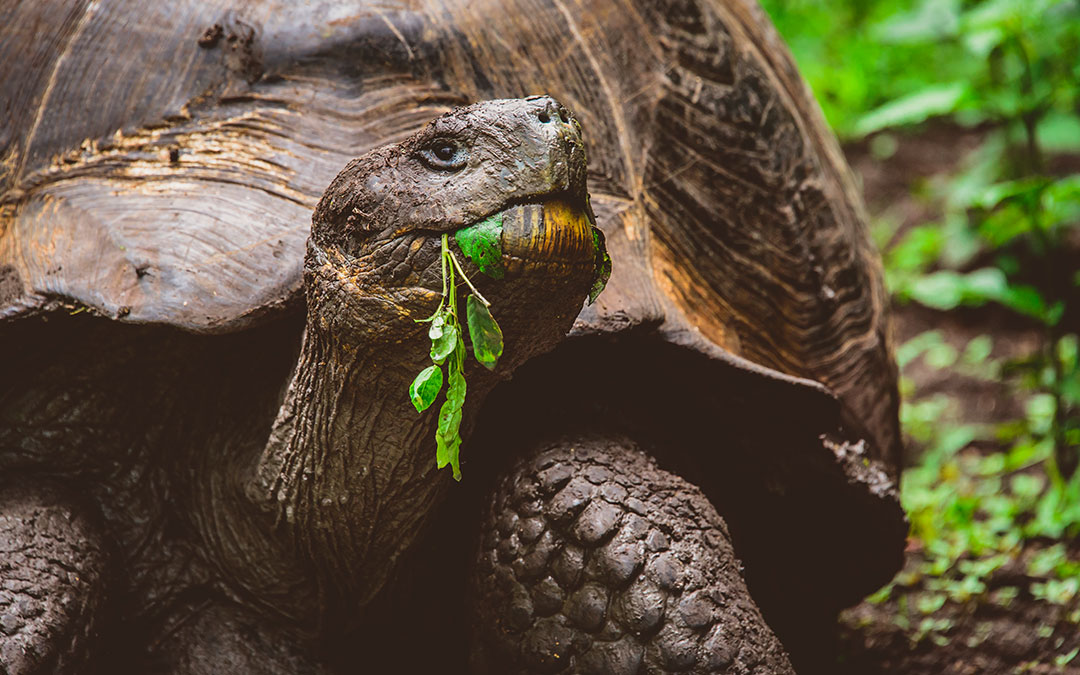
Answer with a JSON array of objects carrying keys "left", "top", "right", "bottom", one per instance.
[
  {"left": 500, "top": 200, "right": 597, "bottom": 274},
  {"left": 500, "top": 198, "right": 609, "bottom": 303},
  {"left": 452, "top": 196, "right": 608, "bottom": 304}
]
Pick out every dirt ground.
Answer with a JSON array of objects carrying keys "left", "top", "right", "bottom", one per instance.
[
  {"left": 837, "top": 546, "right": 1080, "bottom": 675},
  {"left": 831, "top": 131, "right": 1080, "bottom": 675}
]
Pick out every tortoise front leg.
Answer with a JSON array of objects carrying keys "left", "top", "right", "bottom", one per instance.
[
  {"left": 468, "top": 436, "right": 795, "bottom": 674},
  {"left": 0, "top": 482, "right": 108, "bottom": 675}
]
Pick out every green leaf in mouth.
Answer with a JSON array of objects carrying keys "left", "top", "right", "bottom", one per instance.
[
  {"left": 413, "top": 208, "right": 605, "bottom": 479},
  {"left": 408, "top": 365, "right": 443, "bottom": 413},
  {"left": 588, "top": 226, "right": 611, "bottom": 304},
  {"left": 455, "top": 213, "right": 505, "bottom": 279},
  {"left": 466, "top": 294, "right": 504, "bottom": 370}
]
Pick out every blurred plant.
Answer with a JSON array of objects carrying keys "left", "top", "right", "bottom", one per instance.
[
  {"left": 762, "top": 0, "right": 1080, "bottom": 143},
  {"left": 873, "top": 0, "right": 1080, "bottom": 480},
  {"left": 764, "top": 0, "right": 1080, "bottom": 624}
]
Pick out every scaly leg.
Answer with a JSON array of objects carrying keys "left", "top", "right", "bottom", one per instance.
[
  {"left": 469, "top": 435, "right": 795, "bottom": 674},
  {"left": 0, "top": 483, "right": 108, "bottom": 674}
]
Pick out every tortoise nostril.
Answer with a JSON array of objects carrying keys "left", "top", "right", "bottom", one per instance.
[
  {"left": 538, "top": 110, "right": 551, "bottom": 124},
  {"left": 558, "top": 108, "right": 569, "bottom": 124}
]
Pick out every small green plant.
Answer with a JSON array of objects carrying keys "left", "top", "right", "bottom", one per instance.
[
  {"left": 866, "top": 0, "right": 1080, "bottom": 561},
  {"left": 409, "top": 227, "right": 504, "bottom": 481},
  {"left": 1056, "top": 647, "right": 1080, "bottom": 667}
]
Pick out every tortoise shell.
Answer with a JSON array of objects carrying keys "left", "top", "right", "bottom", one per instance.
[{"left": 0, "top": 0, "right": 905, "bottom": 616}]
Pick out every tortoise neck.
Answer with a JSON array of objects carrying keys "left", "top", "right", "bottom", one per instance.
[{"left": 250, "top": 321, "right": 447, "bottom": 610}]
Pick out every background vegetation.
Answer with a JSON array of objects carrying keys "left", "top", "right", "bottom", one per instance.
[{"left": 759, "top": 0, "right": 1080, "bottom": 669}]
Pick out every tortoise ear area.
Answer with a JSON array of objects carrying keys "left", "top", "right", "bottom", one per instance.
[{"left": 310, "top": 148, "right": 417, "bottom": 254}]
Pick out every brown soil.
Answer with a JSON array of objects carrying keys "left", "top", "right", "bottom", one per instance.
[{"left": 836, "top": 544, "right": 1080, "bottom": 674}]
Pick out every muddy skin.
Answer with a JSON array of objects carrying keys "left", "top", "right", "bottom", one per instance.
[{"left": 0, "top": 483, "right": 107, "bottom": 675}]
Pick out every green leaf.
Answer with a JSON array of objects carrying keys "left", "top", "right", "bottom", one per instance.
[
  {"left": 589, "top": 227, "right": 611, "bottom": 304},
  {"left": 436, "top": 368, "right": 466, "bottom": 480},
  {"left": 466, "top": 295, "right": 503, "bottom": 370},
  {"left": 1011, "top": 473, "right": 1045, "bottom": 499},
  {"left": 970, "top": 178, "right": 1047, "bottom": 211},
  {"left": 1037, "top": 114, "right": 1080, "bottom": 153},
  {"left": 1043, "top": 175, "right": 1080, "bottom": 229},
  {"left": 872, "top": 0, "right": 961, "bottom": 45},
  {"left": 885, "top": 224, "right": 945, "bottom": 274},
  {"left": 962, "top": 27, "right": 1004, "bottom": 57},
  {"left": 455, "top": 214, "right": 505, "bottom": 279},
  {"left": 904, "top": 271, "right": 972, "bottom": 310},
  {"left": 430, "top": 321, "right": 459, "bottom": 365},
  {"left": 854, "top": 82, "right": 970, "bottom": 136},
  {"left": 437, "top": 434, "right": 462, "bottom": 481},
  {"left": 1055, "top": 647, "right": 1080, "bottom": 667},
  {"left": 408, "top": 365, "right": 443, "bottom": 413},
  {"left": 998, "top": 284, "right": 1052, "bottom": 321}
]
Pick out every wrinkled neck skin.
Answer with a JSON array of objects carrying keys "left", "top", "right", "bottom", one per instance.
[
  {"left": 221, "top": 226, "right": 589, "bottom": 628},
  {"left": 243, "top": 236, "right": 479, "bottom": 620},
  {"left": 194, "top": 236, "right": 590, "bottom": 635},
  {"left": 207, "top": 208, "right": 591, "bottom": 629}
]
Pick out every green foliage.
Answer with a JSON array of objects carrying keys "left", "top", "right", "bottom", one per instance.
[
  {"left": 429, "top": 316, "right": 459, "bottom": 365},
  {"left": 408, "top": 365, "right": 443, "bottom": 413},
  {"left": 762, "top": 0, "right": 1080, "bottom": 141},
  {"left": 764, "top": 0, "right": 1080, "bottom": 630},
  {"left": 466, "top": 295, "right": 503, "bottom": 370},
  {"left": 855, "top": 82, "right": 970, "bottom": 137},
  {"left": 411, "top": 234, "right": 505, "bottom": 480},
  {"left": 455, "top": 214, "right": 505, "bottom": 279}
]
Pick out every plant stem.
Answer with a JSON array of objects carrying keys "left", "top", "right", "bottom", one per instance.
[
  {"left": 447, "top": 248, "right": 491, "bottom": 307},
  {"left": 440, "top": 234, "right": 449, "bottom": 300},
  {"left": 1013, "top": 32, "right": 1044, "bottom": 174}
]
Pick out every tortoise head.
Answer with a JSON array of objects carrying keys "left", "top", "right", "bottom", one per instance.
[{"left": 304, "top": 96, "right": 607, "bottom": 368}]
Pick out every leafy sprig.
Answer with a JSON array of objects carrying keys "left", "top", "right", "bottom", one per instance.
[{"left": 408, "top": 233, "right": 504, "bottom": 480}]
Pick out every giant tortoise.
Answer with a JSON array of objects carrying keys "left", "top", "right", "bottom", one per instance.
[{"left": 0, "top": 1, "right": 906, "bottom": 673}]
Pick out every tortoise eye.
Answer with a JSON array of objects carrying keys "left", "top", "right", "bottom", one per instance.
[{"left": 420, "top": 140, "right": 468, "bottom": 171}]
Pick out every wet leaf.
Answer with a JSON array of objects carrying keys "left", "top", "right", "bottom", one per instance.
[
  {"left": 408, "top": 365, "right": 443, "bottom": 413},
  {"left": 428, "top": 314, "right": 445, "bottom": 340},
  {"left": 455, "top": 214, "right": 505, "bottom": 279},
  {"left": 466, "top": 295, "right": 503, "bottom": 370},
  {"left": 430, "top": 322, "right": 459, "bottom": 365}
]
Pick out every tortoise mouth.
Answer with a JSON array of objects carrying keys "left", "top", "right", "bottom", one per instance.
[{"left": 452, "top": 195, "right": 604, "bottom": 282}]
